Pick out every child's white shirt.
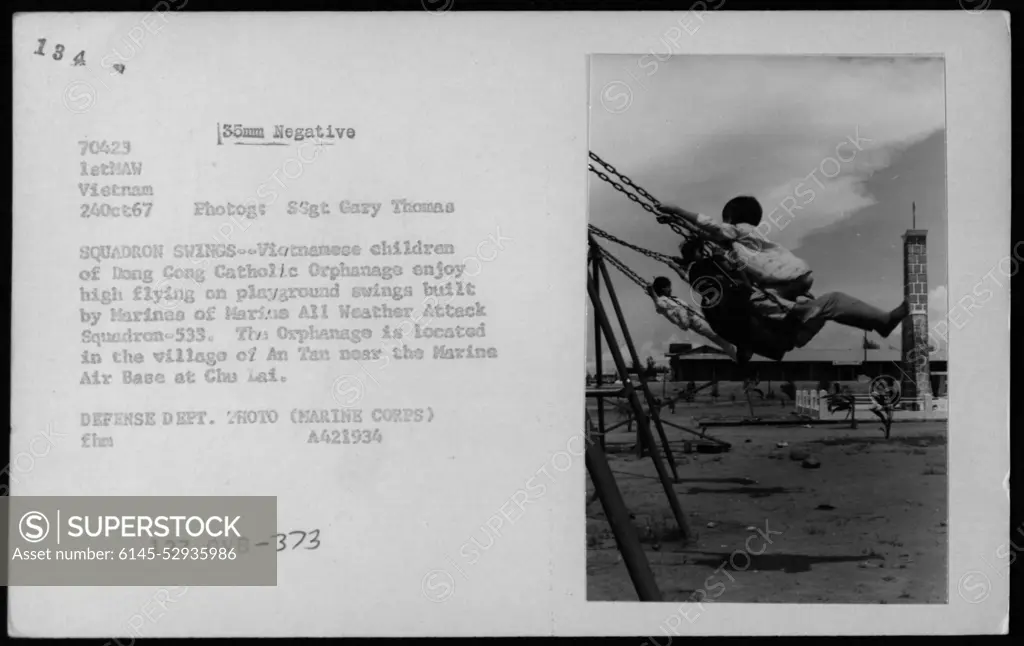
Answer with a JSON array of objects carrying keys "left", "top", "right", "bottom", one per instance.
[
  {"left": 652, "top": 294, "right": 737, "bottom": 359},
  {"left": 692, "top": 214, "right": 812, "bottom": 289},
  {"left": 653, "top": 294, "right": 702, "bottom": 332}
]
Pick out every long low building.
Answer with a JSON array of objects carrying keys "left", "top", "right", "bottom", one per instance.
[{"left": 665, "top": 343, "right": 948, "bottom": 396}]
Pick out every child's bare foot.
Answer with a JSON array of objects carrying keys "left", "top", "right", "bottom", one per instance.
[{"left": 877, "top": 301, "right": 910, "bottom": 338}]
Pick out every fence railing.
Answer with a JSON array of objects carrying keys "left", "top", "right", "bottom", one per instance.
[{"left": 795, "top": 389, "right": 948, "bottom": 421}]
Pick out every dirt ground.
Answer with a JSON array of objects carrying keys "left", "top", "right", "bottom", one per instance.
[{"left": 585, "top": 395, "right": 948, "bottom": 603}]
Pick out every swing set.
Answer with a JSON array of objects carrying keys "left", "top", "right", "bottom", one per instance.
[{"left": 584, "top": 151, "right": 771, "bottom": 601}]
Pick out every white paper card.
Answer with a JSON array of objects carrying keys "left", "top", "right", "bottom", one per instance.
[{"left": 9, "top": 9, "right": 1009, "bottom": 636}]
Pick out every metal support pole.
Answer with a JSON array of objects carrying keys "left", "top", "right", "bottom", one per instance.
[
  {"left": 585, "top": 436, "right": 662, "bottom": 601},
  {"left": 592, "top": 253, "right": 606, "bottom": 451},
  {"left": 588, "top": 272, "right": 691, "bottom": 543},
  {"left": 660, "top": 418, "right": 731, "bottom": 447},
  {"left": 593, "top": 245, "right": 680, "bottom": 481}
]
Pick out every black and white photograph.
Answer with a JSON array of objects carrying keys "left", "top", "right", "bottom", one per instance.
[{"left": 586, "top": 55, "right": 950, "bottom": 603}]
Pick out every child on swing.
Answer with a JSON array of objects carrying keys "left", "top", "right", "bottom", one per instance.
[
  {"left": 657, "top": 196, "right": 908, "bottom": 355},
  {"left": 645, "top": 276, "right": 749, "bottom": 364}
]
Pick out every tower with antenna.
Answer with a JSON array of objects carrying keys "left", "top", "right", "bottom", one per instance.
[{"left": 900, "top": 201, "right": 931, "bottom": 404}]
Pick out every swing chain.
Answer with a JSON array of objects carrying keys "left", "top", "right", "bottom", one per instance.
[
  {"left": 603, "top": 253, "right": 648, "bottom": 290},
  {"left": 592, "top": 239, "right": 714, "bottom": 327},
  {"left": 588, "top": 161, "right": 698, "bottom": 240},
  {"left": 589, "top": 151, "right": 796, "bottom": 314},
  {"left": 589, "top": 152, "right": 663, "bottom": 208},
  {"left": 589, "top": 165, "right": 661, "bottom": 217},
  {"left": 591, "top": 241, "right": 649, "bottom": 289},
  {"left": 588, "top": 225, "right": 674, "bottom": 264}
]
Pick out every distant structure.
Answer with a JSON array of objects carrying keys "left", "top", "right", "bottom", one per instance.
[
  {"left": 667, "top": 347, "right": 946, "bottom": 392},
  {"left": 901, "top": 202, "right": 932, "bottom": 404}
]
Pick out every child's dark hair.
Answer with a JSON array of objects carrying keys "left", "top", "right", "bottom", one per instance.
[
  {"left": 723, "top": 196, "right": 763, "bottom": 226},
  {"left": 652, "top": 276, "right": 672, "bottom": 292}
]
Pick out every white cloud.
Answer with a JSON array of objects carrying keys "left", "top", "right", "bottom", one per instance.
[
  {"left": 638, "top": 340, "right": 655, "bottom": 359},
  {"left": 929, "top": 285, "right": 948, "bottom": 313},
  {"left": 590, "top": 56, "right": 945, "bottom": 247}
]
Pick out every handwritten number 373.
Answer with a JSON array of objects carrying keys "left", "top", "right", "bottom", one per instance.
[
  {"left": 275, "top": 529, "right": 321, "bottom": 551},
  {"left": 35, "top": 39, "right": 86, "bottom": 66}
]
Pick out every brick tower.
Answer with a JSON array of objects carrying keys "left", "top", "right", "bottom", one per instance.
[{"left": 900, "top": 223, "right": 932, "bottom": 404}]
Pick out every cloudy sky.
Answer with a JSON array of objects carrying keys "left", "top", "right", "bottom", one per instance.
[{"left": 587, "top": 55, "right": 947, "bottom": 371}]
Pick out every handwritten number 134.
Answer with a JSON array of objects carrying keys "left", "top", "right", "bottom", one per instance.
[{"left": 34, "top": 39, "right": 86, "bottom": 66}]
